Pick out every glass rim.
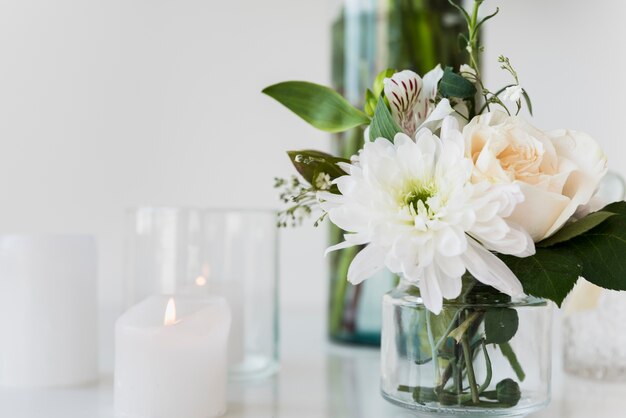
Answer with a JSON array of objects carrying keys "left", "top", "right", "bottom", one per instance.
[
  {"left": 388, "top": 282, "right": 549, "bottom": 309},
  {"left": 387, "top": 293, "right": 549, "bottom": 309}
]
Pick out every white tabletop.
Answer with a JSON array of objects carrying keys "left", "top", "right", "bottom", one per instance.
[{"left": 0, "top": 309, "right": 624, "bottom": 418}]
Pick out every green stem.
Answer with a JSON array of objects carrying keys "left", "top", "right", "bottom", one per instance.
[
  {"left": 434, "top": 309, "right": 461, "bottom": 350},
  {"left": 477, "top": 341, "right": 493, "bottom": 394},
  {"left": 499, "top": 342, "right": 526, "bottom": 382},
  {"left": 462, "top": 335, "right": 479, "bottom": 404},
  {"left": 426, "top": 311, "right": 441, "bottom": 385},
  {"left": 468, "top": 0, "right": 483, "bottom": 72},
  {"left": 329, "top": 245, "right": 358, "bottom": 336}
]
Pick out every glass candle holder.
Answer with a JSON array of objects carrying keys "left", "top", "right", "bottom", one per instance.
[{"left": 126, "top": 208, "right": 279, "bottom": 380}]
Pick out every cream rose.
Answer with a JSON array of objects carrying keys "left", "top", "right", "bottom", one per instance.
[{"left": 463, "top": 111, "right": 608, "bottom": 241}]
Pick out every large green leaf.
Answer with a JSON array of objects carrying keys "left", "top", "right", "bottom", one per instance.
[
  {"left": 438, "top": 67, "right": 476, "bottom": 99},
  {"left": 484, "top": 308, "right": 518, "bottom": 344},
  {"left": 499, "top": 247, "right": 582, "bottom": 307},
  {"left": 565, "top": 201, "right": 626, "bottom": 291},
  {"left": 538, "top": 211, "right": 615, "bottom": 248},
  {"left": 262, "top": 81, "right": 370, "bottom": 133},
  {"left": 286, "top": 150, "right": 349, "bottom": 189},
  {"left": 369, "top": 97, "right": 403, "bottom": 141}
]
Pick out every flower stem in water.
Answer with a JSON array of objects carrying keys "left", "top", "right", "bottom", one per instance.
[{"left": 462, "top": 334, "right": 479, "bottom": 404}]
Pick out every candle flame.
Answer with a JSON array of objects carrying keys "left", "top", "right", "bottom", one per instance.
[
  {"left": 195, "top": 276, "right": 207, "bottom": 286},
  {"left": 164, "top": 297, "right": 178, "bottom": 326}
]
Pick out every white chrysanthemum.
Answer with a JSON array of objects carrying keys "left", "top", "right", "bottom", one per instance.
[{"left": 320, "top": 118, "right": 535, "bottom": 314}]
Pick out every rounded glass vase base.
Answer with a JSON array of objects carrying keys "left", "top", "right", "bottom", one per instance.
[
  {"left": 229, "top": 356, "right": 279, "bottom": 381},
  {"left": 381, "top": 392, "right": 549, "bottom": 418}
]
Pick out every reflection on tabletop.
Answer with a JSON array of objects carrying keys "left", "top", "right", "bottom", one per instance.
[{"left": 1, "top": 309, "right": 626, "bottom": 418}]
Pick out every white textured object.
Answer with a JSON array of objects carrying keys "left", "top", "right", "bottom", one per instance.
[
  {"left": 114, "top": 295, "right": 230, "bottom": 418},
  {"left": 0, "top": 234, "right": 98, "bottom": 388},
  {"left": 564, "top": 289, "right": 626, "bottom": 380}
]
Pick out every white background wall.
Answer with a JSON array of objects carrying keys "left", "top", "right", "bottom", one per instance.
[{"left": 0, "top": 0, "right": 622, "bottom": 372}]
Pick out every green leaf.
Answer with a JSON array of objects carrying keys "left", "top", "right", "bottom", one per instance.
[
  {"left": 262, "top": 81, "right": 370, "bottom": 133},
  {"left": 475, "top": 7, "right": 500, "bottom": 31},
  {"left": 369, "top": 97, "right": 402, "bottom": 141},
  {"left": 447, "top": 0, "right": 470, "bottom": 24},
  {"left": 439, "top": 67, "right": 477, "bottom": 99},
  {"left": 539, "top": 211, "right": 615, "bottom": 248},
  {"left": 484, "top": 308, "right": 519, "bottom": 344},
  {"left": 364, "top": 89, "right": 376, "bottom": 117},
  {"left": 565, "top": 201, "right": 626, "bottom": 291},
  {"left": 449, "top": 312, "right": 482, "bottom": 343},
  {"left": 373, "top": 68, "right": 395, "bottom": 97},
  {"left": 499, "top": 247, "right": 583, "bottom": 307},
  {"left": 522, "top": 89, "right": 533, "bottom": 116},
  {"left": 286, "top": 150, "right": 349, "bottom": 189}
]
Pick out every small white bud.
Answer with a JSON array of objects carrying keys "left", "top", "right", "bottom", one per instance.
[{"left": 315, "top": 172, "right": 332, "bottom": 190}]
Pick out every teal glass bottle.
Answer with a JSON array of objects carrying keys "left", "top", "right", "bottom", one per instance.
[{"left": 328, "top": 0, "right": 468, "bottom": 345}]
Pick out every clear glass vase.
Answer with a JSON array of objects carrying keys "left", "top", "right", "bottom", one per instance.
[
  {"left": 381, "top": 279, "right": 552, "bottom": 417},
  {"left": 328, "top": 0, "right": 468, "bottom": 346},
  {"left": 126, "top": 207, "right": 279, "bottom": 380}
]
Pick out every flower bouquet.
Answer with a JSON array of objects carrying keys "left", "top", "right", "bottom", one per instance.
[{"left": 264, "top": 0, "right": 626, "bottom": 415}]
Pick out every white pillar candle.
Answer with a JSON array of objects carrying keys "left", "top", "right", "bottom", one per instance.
[
  {"left": 0, "top": 234, "right": 98, "bottom": 387},
  {"left": 114, "top": 295, "right": 231, "bottom": 418}
]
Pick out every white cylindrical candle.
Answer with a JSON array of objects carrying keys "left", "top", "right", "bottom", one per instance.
[
  {"left": 0, "top": 234, "right": 98, "bottom": 387},
  {"left": 114, "top": 295, "right": 231, "bottom": 418}
]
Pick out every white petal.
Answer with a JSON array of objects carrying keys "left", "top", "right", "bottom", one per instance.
[
  {"left": 383, "top": 70, "right": 423, "bottom": 136},
  {"left": 461, "top": 239, "right": 524, "bottom": 297},
  {"left": 336, "top": 162, "right": 353, "bottom": 173},
  {"left": 421, "top": 64, "right": 444, "bottom": 100},
  {"left": 440, "top": 116, "right": 465, "bottom": 153},
  {"left": 474, "top": 222, "right": 535, "bottom": 257},
  {"left": 507, "top": 182, "right": 570, "bottom": 241},
  {"left": 324, "top": 233, "right": 370, "bottom": 256},
  {"left": 419, "top": 266, "right": 443, "bottom": 314},
  {"left": 324, "top": 240, "right": 355, "bottom": 256},
  {"left": 419, "top": 98, "right": 454, "bottom": 130},
  {"left": 436, "top": 254, "right": 466, "bottom": 279},
  {"left": 435, "top": 226, "right": 467, "bottom": 257},
  {"left": 414, "top": 128, "right": 440, "bottom": 156},
  {"left": 347, "top": 244, "right": 386, "bottom": 285},
  {"left": 543, "top": 129, "right": 608, "bottom": 238},
  {"left": 436, "top": 269, "right": 463, "bottom": 300}
]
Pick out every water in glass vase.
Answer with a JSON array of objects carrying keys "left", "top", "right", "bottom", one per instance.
[{"left": 380, "top": 278, "right": 552, "bottom": 417}]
